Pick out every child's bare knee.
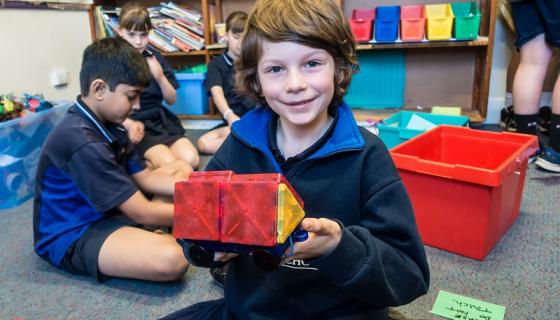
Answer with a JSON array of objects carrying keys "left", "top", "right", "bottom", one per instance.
[
  {"left": 186, "top": 153, "right": 200, "bottom": 169},
  {"left": 154, "top": 245, "right": 189, "bottom": 280}
]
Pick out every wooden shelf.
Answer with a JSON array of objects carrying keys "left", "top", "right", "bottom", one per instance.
[
  {"left": 161, "top": 37, "right": 489, "bottom": 57},
  {"left": 356, "top": 37, "right": 489, "bottom": 50},
  {"left": 178, "top": 113, "right": 221, "bottom": 120},
  {"left": 162, "top": 50, "right": 208, "bottom": 57},
  {"left": 352, "top": 106, "right": 484, "bottom": 123},
  {"left": 181, "top": 107, "right": 484, "bottom": 123}
]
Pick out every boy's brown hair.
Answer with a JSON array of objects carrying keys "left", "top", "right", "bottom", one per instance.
[
  {"left": 226, "top": 11, "right": 248, "bottom": 34},
  {"left": 119, "top": 2, "right": 152, "bottom": 32},
  {"left": 235, "top": 0, "right": 358, "bottom": 112}
]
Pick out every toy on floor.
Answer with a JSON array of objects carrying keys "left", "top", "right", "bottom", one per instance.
[
  {"left": 24, "top": 93, "right": 53, "bottom": 112},
  {"left": 0, "top": 95, "right": 24, "bottom": 122},
  {"left": 174, "top": 171, "right": 308, "bottom": 271}
]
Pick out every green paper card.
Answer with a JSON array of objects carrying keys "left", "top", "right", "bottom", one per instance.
[
  {"left": 431, "top": 106, "right": 462, "bottom": 116},
  {"left": 431, "top": 290, "right": 505, "bottom": 320}
]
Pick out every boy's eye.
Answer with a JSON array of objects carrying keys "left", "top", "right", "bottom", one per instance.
[
  {"left": 267, "top": 66, "right": 283, "bottom": 73},
  {"left": 305, "top": 60, "right": 321, "bottom": 68}
]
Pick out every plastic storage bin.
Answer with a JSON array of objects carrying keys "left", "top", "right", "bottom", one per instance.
[
  {"left": 170, "top": 72, "right": 209, "bottom": 115},
  {"left": 0, "top": 102, "right": 71, "bottom": 209},
  {"left": 378, "top": 111, "right": 469, "bottom": 149},
  {"left": 425, "top": 3, "right": 454, "bottom": 40},
  {"left": 349, "top": 9, "right": 375, "bottom": 42},
  {"left": 375, "top": 6, "right": 400, "bottom": 42},
  {"left": 390, "top": 126, "right": 538, "bottom": 260},
  {"left": 400, "top": 5, "right": 425, "bottom": 42},
  {"left": 451, "top": 2, "right": 481, "bottom": 40}
]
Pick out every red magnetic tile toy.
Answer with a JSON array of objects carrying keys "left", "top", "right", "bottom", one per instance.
[{"left": 174, "top": 171, "right": 308, "bottom": 270}]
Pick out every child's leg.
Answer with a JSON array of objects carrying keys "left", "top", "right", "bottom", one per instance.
[
  {"left": 145, "top": 142, "right": 199, "bottom": 170},
  {"left": 153, "top": 159, "right": 193, "bottom": 181},
  {"left": 549, "top": 75, "right": 560, "bottom": 151},
  {"left": 196, "top": 126, "right": 231, "bottom": 155},
  {"left": 98, "top": 226, "right": 188, "bottom": 281},
  {"left": 513, "top": 35, "right": 553, "bottom": 134},
  {"left": 170, "top": 138, "right": 200, "bottom": 169}
]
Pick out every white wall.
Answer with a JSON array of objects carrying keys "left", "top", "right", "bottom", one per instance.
[
  {"left": 486, "top": 17, "right": 516, "bottom": 124},
  {"left": 0, "top": 9, "right": 92, "bottom": 101}
]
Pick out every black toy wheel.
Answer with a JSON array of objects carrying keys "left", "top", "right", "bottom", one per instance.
[
  {"left": 252, "top": 249, "right": 281, "bottom": 271},
  {"left": 187, "top": 244, "right": 214, "bottom": 267}
]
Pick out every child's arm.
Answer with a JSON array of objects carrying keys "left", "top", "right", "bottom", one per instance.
[
  {"left": 210, "top": 86, "right": 240, "bottom": 125},
  {"left": 304, "top": 157, "right": 429, "bottom": 306},
  {"left": 131, "top": 160, "right": 190, "bottom": 196},
  {"left": 122, "top": 118, "right": 145, "bottom": 144},
  {"left": 118, "top": 191, "right": 174, "bottom": 226},
  {"left": 146, "top": 56, "right": 177, "bottom": 105}
]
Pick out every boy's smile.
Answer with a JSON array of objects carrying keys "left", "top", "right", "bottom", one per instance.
[{"left": 257, "top": 40, "right": 335, "bottom": 133}]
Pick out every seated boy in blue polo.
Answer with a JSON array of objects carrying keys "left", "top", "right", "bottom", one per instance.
[{"left": 33, "top": 37, "right": 190, "bottom": 282}]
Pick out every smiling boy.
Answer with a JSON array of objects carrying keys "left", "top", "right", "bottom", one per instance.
[{"left": 161, "top": 0, "right": 429, "bottom": 319}]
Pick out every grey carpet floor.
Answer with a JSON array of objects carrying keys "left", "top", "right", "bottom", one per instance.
[{"left": 1, "top": 131, "right": 559, "bottom": 319}]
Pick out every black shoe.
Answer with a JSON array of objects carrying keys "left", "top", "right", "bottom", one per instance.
[
  {"left": 538, "top": 106, "right": 551, "bottom": 134},
  {"left": 210, "top": 267, "right": 227, "bottom": 287},
  {"left": 499, "top": 105, "right": 517, "bottom": 132}
]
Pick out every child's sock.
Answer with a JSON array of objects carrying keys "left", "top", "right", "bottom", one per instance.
[
  {"left": 513, "top": 113, "right": 538, "bottom": 135},
  {"left": 548, "top": 113, "right": 560, "bottom": 151}
]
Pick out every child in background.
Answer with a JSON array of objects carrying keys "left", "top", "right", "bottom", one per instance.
[
  {"left": 196, "top": 11, "right": 257, "bottom": 155},
  {"left": 33, "top": 37, "right": 189, "bottom": 282},
  {"left": 508, "top": 0, "right": 560, "bottom": 172},
  {"left": 118, "top": 2, "right": 200, "bottom": 169},
  {"left": 161, "top": 0, "right": 429, "bottom": 319}
]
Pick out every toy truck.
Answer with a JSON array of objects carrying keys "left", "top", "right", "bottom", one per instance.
[{"left": 174, "top": 171, "right": 308, "bottom": 271}]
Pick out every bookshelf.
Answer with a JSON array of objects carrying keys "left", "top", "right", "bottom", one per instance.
[
  {"left": 89, "top": 0, "right": 224, "bottom": 118},
  {"left": 89, "top": 0, "right": 496, "bottom": 122}
]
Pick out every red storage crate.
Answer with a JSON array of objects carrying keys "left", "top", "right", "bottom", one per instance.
[
  {"left": 390, "top": 126, "right": 538, "bottom": 260},
  {"left": 349, "top": 8, "right": 375, "bottom": 42},
  {"left": 401, "top": 5, "right": 425, "bottom": 41}
]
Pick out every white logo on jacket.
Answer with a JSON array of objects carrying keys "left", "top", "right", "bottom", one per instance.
[{"left": 281, "top": 259, "right": 318, "bottom": 270}]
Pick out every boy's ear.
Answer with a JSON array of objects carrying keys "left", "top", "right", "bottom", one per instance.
[{"left": 90, "top": 79, "right": 107, "bottom": 101}]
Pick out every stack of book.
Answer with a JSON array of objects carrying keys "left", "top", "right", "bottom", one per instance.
[{"left": 93, "top": 2, "right": 205, "bottom": 54}]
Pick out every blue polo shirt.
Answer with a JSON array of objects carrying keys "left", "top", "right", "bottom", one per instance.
[{"left": 33, "top": 98, "right": 146, "bottom": 267}]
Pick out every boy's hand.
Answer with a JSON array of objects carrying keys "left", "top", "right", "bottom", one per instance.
[
  {"left": 214, "top": 252, "right": 238, "bottom": 262},
  {"left": 146, "top": 56, "right": 164, "bottom": 81},
  {"left": 123, "top": 119, "right": 145, "bottom": 144},
  {"left": 281, "top": 218, "right": 342, "bottom": 264}
]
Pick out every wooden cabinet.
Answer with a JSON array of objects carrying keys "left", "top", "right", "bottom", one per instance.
[
  {"left": 344, "top": 0, "right": 497, "bottom": 122},
  {"left": 90, "top": 0, "right": 496, "bottom": 122}
]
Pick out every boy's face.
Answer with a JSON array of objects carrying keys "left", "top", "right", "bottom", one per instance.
[
  {"left": 95, "top": 82, "right": 142, "bottom": 124},
  {"left": 257, "top": 40, "right": 335, "bottom": 129},
  {"left": 225, "top": 30, "right": 242, "bottom": 59},
  {"left": 118, "top": 28, "right": 150, "bottom": 53}
]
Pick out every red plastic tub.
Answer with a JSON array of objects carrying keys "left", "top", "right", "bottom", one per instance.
[
  {"left": 390, "top": 126, "right": 538, "bottom": 260},
  {"left": 349, "top": 8, "right": 375, "bottom": 42}
]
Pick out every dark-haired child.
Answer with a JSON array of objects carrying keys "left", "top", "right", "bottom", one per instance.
[
  {"left": 34, "top": 37, "right": 189, "bottom": 282},
  {"left": 196, "top": 11, "right": 257, "bottom": 155},
  {"left": 118, "top": 2, "right": 200, "bottom": 169}
]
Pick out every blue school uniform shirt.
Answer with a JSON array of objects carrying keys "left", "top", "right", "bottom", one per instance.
[{"left": 33, "top": 98, "right": 146, "bottom": 267}]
